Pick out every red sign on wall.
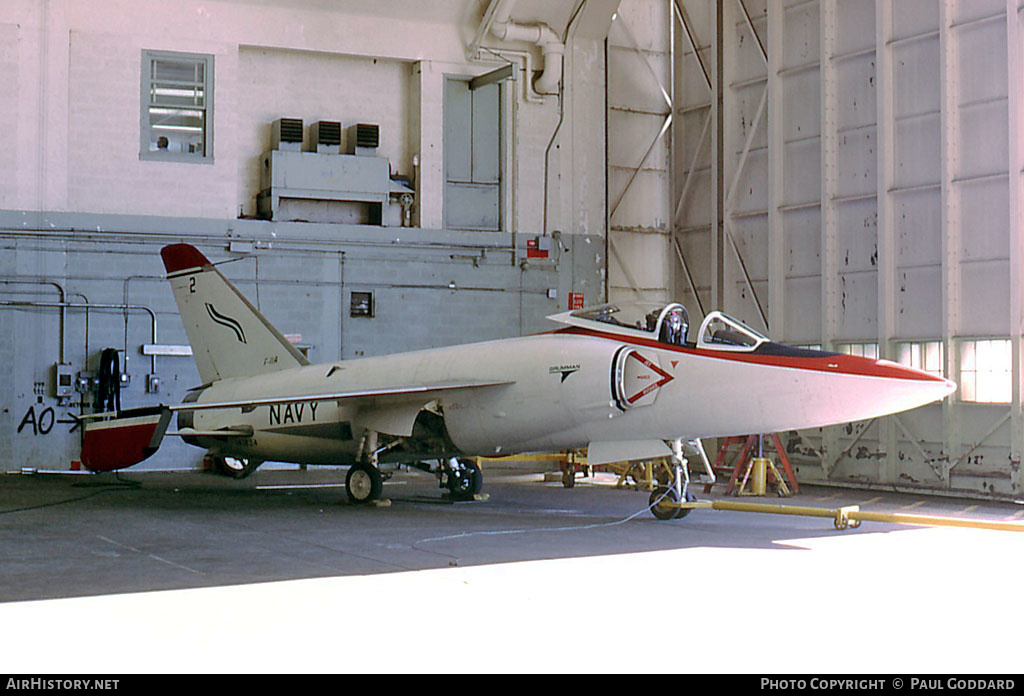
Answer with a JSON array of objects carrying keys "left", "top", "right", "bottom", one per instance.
[
  {"left": 568, "top": 292, "right": 585, "bottom": 310},
  {"left": 526, "top": 237, "right": 550, "bottom": 258}
]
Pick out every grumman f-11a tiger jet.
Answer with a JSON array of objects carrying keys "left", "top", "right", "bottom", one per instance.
[{"left": 79, "top": 244, "right": 956, "bottom": 519}]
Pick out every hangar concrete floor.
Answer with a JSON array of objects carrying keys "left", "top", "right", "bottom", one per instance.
[{"left": 2, "top": 466, "right": 1023, "bottom": 674}]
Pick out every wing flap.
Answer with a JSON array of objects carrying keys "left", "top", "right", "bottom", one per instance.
[{"left": 166, "top": 425, "right": 255, "bottom": 438}]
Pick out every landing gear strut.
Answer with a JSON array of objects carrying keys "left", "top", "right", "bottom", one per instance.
[
  {"left": 649, "top": 438, "right": 700, "bottom": 520},
  {"left": 347, "top": 430, "right": 390, "bottom": 504}
]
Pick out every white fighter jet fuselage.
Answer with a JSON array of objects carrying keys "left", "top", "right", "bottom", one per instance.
[{"left": 80, "top": 244, "right": 956, "bottom": 507}]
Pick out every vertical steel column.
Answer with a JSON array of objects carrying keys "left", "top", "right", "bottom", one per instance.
[
  {"left": 767, "top": 0, "right": 786, "bottom": 339},
  {"left": 671, "top": 0, "right": 713, "bottom": 318},
  {"left": 875, "top": 0, "right": 899, "bottom": 483},
  {"left": 719, "top": 0, "right": 739, "bottom": 315},
  {"left": 711, "top": 0, "right": 725, "bottom": 310},
  {"left": 1007, "top": 0, "right": 1024, "bottom": 493},
  {"left": 669, "top": 0, "right": 677, "bottom": 304},
  {"left": 819, "top": 0, "right": 840, "bottom": 476},
  {"left": 940, "top": 0, "right": 962, "bottom": 487}
]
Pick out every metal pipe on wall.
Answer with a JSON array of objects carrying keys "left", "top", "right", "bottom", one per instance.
[
  {"left": 0, "top": 278, "right": 66, "bottom": 363},
  {"left": 0, "top": 301, "right": 159, "bottom": 374}
]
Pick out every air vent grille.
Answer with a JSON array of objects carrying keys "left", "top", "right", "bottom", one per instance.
[
  {"left": 278, "top": 118, "right": 304, "bottom": 143},
  {"left": 354, "top": 123, "right": 379, "bottom": 149},
  {"left": 315, "top": 121, "right": 342, "bottom": 147}
]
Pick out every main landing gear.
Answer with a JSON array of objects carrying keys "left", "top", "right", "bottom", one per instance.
[
  {"left": 345, "top": 457, "right": 483, "bottom": 504},
  {"left": 441, "top": 457, "right": 483, "bottom": 501},
  {"left": 345, "top": 429, "right": 484, "bottom": 504},
  {"left": 208, "top": 454, "right": 262, "bottom": 479},
  {"left": 345, "top": 462, "right": 384, "bottom": 504}
]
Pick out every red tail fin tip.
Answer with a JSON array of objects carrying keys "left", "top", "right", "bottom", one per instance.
[{"left": 161, "top": 244, "right": 211, "bottom": 275}]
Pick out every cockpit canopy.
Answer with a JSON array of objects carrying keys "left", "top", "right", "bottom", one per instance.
[
  {"left": 571, "top": 302, "right": 690, "bottom": 345},
  {"left": 547, "top": 301, "right": 768, "bottom": 352}
]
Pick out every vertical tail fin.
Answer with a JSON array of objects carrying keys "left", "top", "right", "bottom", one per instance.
[{"left": 161, "top": 244, "right": 309, "bottom": 383}]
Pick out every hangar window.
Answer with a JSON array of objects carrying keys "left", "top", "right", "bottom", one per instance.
[
  {"left": 837, "top": 342, "right": 879, "bottom": 360},
  {"left": 960, "top": 339, "right": 1011, "bottom": 403},
  {"left": 350, "top": 292, "right": 374, "bottom": 318},
  {"left": 896, "top": 341, "right": 944, "bottom": 378},
  {"left": 141, "top": 50, "right": 213, "bottom": 162}
]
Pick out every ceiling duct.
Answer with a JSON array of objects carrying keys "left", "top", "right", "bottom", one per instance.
[{"left": 488, "top": 0, "right": 563, "bottom": 95}]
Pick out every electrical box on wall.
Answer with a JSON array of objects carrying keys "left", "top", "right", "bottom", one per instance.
[{"left": 53, "top": 363, "right": 74, "bottom": 399}]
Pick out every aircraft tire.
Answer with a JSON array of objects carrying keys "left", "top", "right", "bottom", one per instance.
[
  {"left": 447, "top": 459, "right": 482, "bottom": 501},
  {"left": 346, "top": 463, "right": 383, "bottom": 503},
  {"left": 650, "top": 486, "right": 682, "bottom": 521},
  {"left": 209, "top": 454, "right": 261, "bottom": 479},
  {"left": 561, "top": 467, "right": 575, "bottom": 488}
]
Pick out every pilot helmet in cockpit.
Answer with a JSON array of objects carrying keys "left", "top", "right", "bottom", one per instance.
[{"left": 660, "top": 306, "right": 689, "bottom": 346}]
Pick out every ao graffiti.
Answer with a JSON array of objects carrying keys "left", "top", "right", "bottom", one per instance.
[{"left": 18, "top": 405, "right": 56, "bottom": 435}]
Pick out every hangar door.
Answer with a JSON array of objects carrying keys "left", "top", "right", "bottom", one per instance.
[{"left": 443, "top": 77, "right": 501, "bottom": 231}]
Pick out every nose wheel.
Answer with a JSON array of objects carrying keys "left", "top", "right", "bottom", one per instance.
[{"left": 649, "top": 485, "right": 697, "bottom": 520}]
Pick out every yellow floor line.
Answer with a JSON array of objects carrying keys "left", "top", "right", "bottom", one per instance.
[
  {"left": 957, "top": 504, "right": 979, "bottom": 515},
  {"left": 898, "top": 500, "right": 927, "bottom": 511},
  {"left": 859, "top": 496, "right": 883, "bottom": 506}
]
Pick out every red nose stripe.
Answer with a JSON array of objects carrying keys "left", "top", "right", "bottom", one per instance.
[
  {"left": 161, "top": 244, "right": 211, "bottom": 274},
  {"left": 555, "top": 326, "right": 946, "bottom": 382}
]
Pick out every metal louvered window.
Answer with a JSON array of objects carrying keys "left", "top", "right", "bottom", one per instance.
[{"left": 141, "top": 50, "right": 213, "bottom": 162}]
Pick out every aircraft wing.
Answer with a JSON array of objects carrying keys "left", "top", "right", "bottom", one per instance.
[{"left": 166, "top": 378, "right": 515, "bottom": 414}]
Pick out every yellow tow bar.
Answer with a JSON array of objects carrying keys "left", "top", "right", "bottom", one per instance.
[{"left": 674, "top": 500, "right": 1024, "bottom": 533}]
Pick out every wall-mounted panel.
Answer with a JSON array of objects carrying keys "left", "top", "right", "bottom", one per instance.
[
  {"left": 784, "top": 207, "right": 822, "bottom": 277},
  {"left": 891, "top": 0, "right": 938, "bottom": 42},
  {"left": 958, "top": 101, "right": 1009, "bottom": 180},
  {"left": 835, "top": 127, "right": 877, "bottom": 198},
  {"left": 958, "top": 20, "right": 1007, "bottom": 105},
  {"left": 835, "top": 56, "right": 876, "bottom": 131},
  {"left": 783, "top": 138, "right": 821, "bottom": 206},
  {"left": 960, "top": 180, "right": 1009, "bottom": 261},
  {"left": 836, "top": 270, "right": 878, "bottom": 340},
  {"left": 781, "top": 1, "right": 819, "bottom": 68},
  {"left": 836, "top": 198, "right": 878, "bottom": 273},
  {"left": 895, "top": 265, "right": 943, "bottom": 338},
  {"left": 894, "top": 114, "right": 940, "bottom": 188},
  {"left": 894, "top": 189, "right": 941, "bottom": 267},
  {"left": 893, "top": 39, "right": 940, "bottom": 119},
  {"left": 960, "top": 260, "right": 1010, "bottom": 336},
  {"left": 835, "top": 0, "right": 875, "bottom": 55},
  {"left": 783, "top": 275, "right": 821, "bottom": 341}
]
